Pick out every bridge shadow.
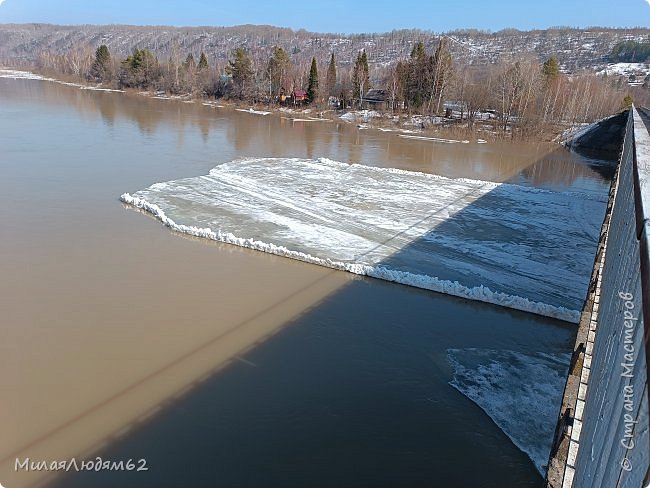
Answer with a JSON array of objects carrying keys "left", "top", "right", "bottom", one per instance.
[{"left": 375, "top": 150, "right": 611, "bottom": 316}]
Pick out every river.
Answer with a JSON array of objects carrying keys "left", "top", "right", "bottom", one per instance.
[{"left": 0, "top": 76, "right": 613, "bottom": 487}]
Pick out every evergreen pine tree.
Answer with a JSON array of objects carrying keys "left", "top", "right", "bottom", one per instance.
[
  {"left": 431, "top": 37, "right": 452, "bottom": 113},
  {"left": 352, "top": 53, "right": 361, "bottom": 99},
  {"left": 361, "top": 51, "right": 369, "bottom": 79},
  {"left": 198, "top": 52, "right": 209, "bottom": 70},
  {"left": 410, "top": 41, "right": 426, "bottom": 60},
  {"left": 183, "top": 53, "right": 196, "bottom": 71},
  {"left": 352, "top": 50, "right": 370, "bottom": 102},
  {"left": 96, "top": 45, "right": 110, "bottom": 66},
  {"left": 307, "top": 57, "right": 319, "bottom": 103},
  {"left": 119, "top": 48, "right": 158, "bottom": 88},
  {"left": 89, "top": 44, "right": 111, "bottom": 82},
  {"left": 268, "top": 47, "right": 291, "bottom": 97},
  {"left": 622, "top": 94, "right": 633, "bottom": 110},
  {"left": 226, "top": 48, "right": 253, "bottom": 99},
  {"left": 542, "top": 56, "right": 560, "bottom": 83},
  {"left": 326, "top": 53, "right": 336, "bottom": 97}
]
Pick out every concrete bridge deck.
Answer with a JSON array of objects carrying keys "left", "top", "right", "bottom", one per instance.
[{"left": 547, "top": 107, "right": 650, "bottom": 487}]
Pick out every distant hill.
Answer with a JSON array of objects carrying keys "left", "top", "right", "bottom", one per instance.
[{"left": 1, "top": 23, "right": 649, "bottom": 73}]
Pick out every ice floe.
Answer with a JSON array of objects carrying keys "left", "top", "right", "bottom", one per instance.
[
  {"left": 121, "top": 157, "right": 606, "bottom": 322},
  {"left": 448, "top": 348, "right": 571, "bottom": 475}
]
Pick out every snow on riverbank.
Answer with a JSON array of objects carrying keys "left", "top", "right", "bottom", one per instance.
[
  {"left": 121, "top": 157, "right": 605, "bottom": 322},
  {"left": 0, "top": 69, "right": 124, "bottom": 92},
  {"left": 399, "top": 134, "right": 470, "bottom": 144},
  {"left": 339, "top": 110, "right": 381, "bottom": 122},
  {"left": 236, "top": 108, "right": 271, "bottom": 115},
  {"left": 281, "top": 116, "right": 329, "bottom": 122},
  {"left": 448, "top": 348, "right": 571, "bottom": 476},
  {"left": 0, "top": 69, "right": 44, "bottom": 80}
]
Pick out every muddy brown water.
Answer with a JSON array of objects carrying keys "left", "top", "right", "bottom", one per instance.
[{"left": 0, "top": 77, "right": 612, "bottom": 487}]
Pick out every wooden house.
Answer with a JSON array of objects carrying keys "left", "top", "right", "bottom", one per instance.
[
  {"left": 363, "top": 89, "right": 390, "bottom": 110},
  {"left": 292, "top": 89, "right": 308, "bottom": 104}
]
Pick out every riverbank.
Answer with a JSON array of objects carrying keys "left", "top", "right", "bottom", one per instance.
[{"left": 1, "top": 66, "right": 577, "bottom": 143}]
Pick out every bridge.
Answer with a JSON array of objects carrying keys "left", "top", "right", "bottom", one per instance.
[{"left": 547, "top": 107, "right": 650, "bottom": 487}]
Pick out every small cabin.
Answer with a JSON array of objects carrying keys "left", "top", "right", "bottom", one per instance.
[
  {"left": 363, "top": 89, "right": 390, "bottom": 110},
  {"left": 292, "top": 89, "right": 308, "bottom": 103}
]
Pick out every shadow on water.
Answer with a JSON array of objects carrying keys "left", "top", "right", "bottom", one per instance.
[
  {"left": 48, "top": 276, "right": 571, "bottom": 488},
  {"left": 1, "top": 77, "right": 621, "bottom": 487},
  {"left": 520, "top": 145, "right": 618, "bottom": 184}
]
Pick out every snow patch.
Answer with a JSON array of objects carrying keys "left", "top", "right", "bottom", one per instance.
[
  {"left": 282, "top": 116, "right": 329, "bottom": 122},
  {"left": 596, "top": 62, "right": 650, "bottom": 77},
  {"left": 0, "top": 69, "right": 124, "bottom": 92},
  {"left": 236, "top": 108, "right": 271, "bottom": 116},
  {"left": 339, "top": 110, "right": 380, "bottom": 123},
  {"left": 0, "top": 69, "right": 46, "bottom": 80},
  {"left": 399, "top": 134, "right": 470, "bottom": 144}
]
